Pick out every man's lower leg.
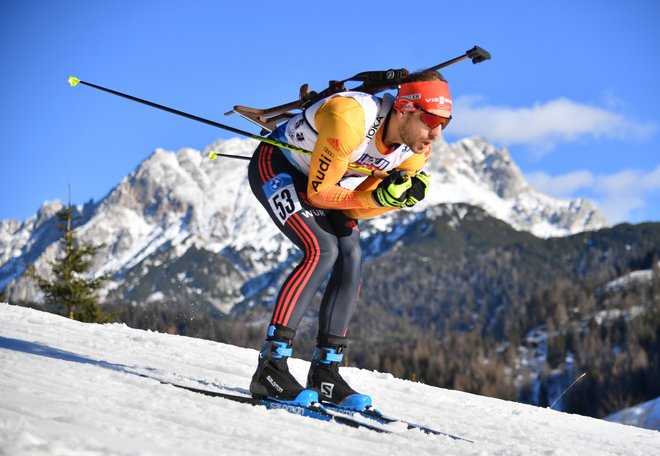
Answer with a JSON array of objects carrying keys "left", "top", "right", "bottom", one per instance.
[
  {"left": 306, "top": 334, "right": 372, "bottom": 410},
  {"left": 250, "top": 324, "right": 318, "bottom": 406}
]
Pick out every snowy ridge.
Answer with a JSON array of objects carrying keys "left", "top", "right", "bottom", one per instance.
[
  {"left": 0, "top": 136, "right": 608, "bottom": 305},
  {"left": 1, "top": 303, "right": 658, "bottom": 455},
  {"left": 605, "top": 262, "right": 659, "bottom": 292},
  {"left": 422, "top": 137, "right": 607, "bottom": 237},
  {"left": 605, "top": 397, "right": 660, "bottom": 431}
]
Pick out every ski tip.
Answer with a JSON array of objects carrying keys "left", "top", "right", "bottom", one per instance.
[
  {"left": 68, "top": 76, "right": 81, "bottom": 87},
  {"left": 208, "top": 150, "right": 218, "bottom": 160}
]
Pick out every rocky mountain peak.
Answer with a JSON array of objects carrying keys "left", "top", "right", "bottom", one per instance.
[{"left": 1, "top": 136, "right": 609, "bottom": 304}]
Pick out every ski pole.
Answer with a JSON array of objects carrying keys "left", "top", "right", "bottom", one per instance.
[
  {"left": 550, "top": 372, "right": 587, "bottom": 409},
  {"left": 67, "top": 76, "right": 381, "bottom": 177}
]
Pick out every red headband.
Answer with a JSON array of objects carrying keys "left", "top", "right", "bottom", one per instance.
[{"left": 393, "top": 80, "right": 452, "bottom": 116}]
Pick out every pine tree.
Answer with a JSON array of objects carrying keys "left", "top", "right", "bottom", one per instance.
[{"left": 26, "top": 201, "right": 114, "bottom": 323}]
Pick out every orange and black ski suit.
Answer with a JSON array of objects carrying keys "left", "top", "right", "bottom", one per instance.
[{"left": 247, "top": 93, "right": 428, "bottom": 337}]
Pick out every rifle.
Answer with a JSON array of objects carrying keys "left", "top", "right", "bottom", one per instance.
[{"left": 225, "top": 46, "right": 490, "bottom": 134}]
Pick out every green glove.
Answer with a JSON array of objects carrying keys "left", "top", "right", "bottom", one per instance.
[
  {"left": 373, "top": 170, "right": 412, "bottom": 207},
  {"left": 404, "top": 172, "right": 431, "bottom": 207}
]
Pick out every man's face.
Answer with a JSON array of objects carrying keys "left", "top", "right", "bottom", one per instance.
[{"left": 398, "top": 110, "right": 445, "bottom": 153}]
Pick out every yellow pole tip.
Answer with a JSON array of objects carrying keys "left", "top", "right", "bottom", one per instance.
[
  {"left": 68, "top": 76, "right": 81, "bottom": 87},
  {"left": 208, "top": 151, "right": 218, "bottom": 160}
]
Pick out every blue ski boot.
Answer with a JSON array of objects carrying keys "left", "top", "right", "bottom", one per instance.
[
  {"left": 250, "top": 325, "right": 318, "bottom": 407},
  {"left": 307, "top": 335, "right": 372, "bottom": 411}
]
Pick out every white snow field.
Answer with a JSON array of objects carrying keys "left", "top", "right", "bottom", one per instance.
[{"left": 1, "top": 303, "right": 658, "bottom": 455}]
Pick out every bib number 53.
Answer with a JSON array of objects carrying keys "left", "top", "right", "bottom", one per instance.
[{"left": 263, "top": 173, "right": 302, "bottom": 225}]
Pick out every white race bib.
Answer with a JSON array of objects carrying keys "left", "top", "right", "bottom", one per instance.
[{"left": 263, "top": 173, "right": 302, "bottom": 225}]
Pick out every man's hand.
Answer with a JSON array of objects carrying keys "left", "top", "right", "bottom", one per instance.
[
  {"left": 404, "top": 171, "right": 431, "bottom": 207},
  {"left": 372, "top": 170, "right": 412, "bottom": 207}
]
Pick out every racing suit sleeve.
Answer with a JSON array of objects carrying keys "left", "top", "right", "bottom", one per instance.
[{"left": 305, "top": 96, "right": 381, "bottom": 210}]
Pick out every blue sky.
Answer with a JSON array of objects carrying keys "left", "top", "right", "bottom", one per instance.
[{"left": 1, "top": 0, "right": 659, "bottom": 226}]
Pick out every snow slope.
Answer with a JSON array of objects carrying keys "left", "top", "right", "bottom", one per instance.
[{"left": 1, "top": 303, "right": 658, "bottom": 456}]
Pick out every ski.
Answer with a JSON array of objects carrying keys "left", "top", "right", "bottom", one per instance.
[
  {"left": 165, "top": 382, "right": 390, "bottom": 434},
  {"left": 138, "top": 372, "right": 472, "bottom": 441},
  {"left": 322, "top": 403, "right": 473, "bottom": 442}
]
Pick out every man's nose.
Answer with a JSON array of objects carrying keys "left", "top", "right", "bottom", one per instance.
[{"left": 429, "top": 125, "right": 442, "bottom": 138}]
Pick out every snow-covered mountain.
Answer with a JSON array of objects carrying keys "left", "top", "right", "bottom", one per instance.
[
  {"left": 2, "top": 303, "right": 657, "bottom": 455},
  {"left": 426, "top": 137, "right": 608, "bottom": 237},
  {"left": 0, "top": 136, "right": 608, "bottom": 307}
]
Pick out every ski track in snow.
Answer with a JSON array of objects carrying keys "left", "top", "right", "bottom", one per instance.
[{"left": 1, "top": 303, "right": 658, "bottom": 456}]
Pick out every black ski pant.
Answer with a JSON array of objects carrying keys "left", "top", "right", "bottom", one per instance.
[{"left": 247, "top": 142, "right": 362, "bottom": 338}]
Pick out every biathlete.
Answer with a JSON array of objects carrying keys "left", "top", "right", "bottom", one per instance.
[{"left": 247, "top": 69, "right": 452, "bottom": 409}]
